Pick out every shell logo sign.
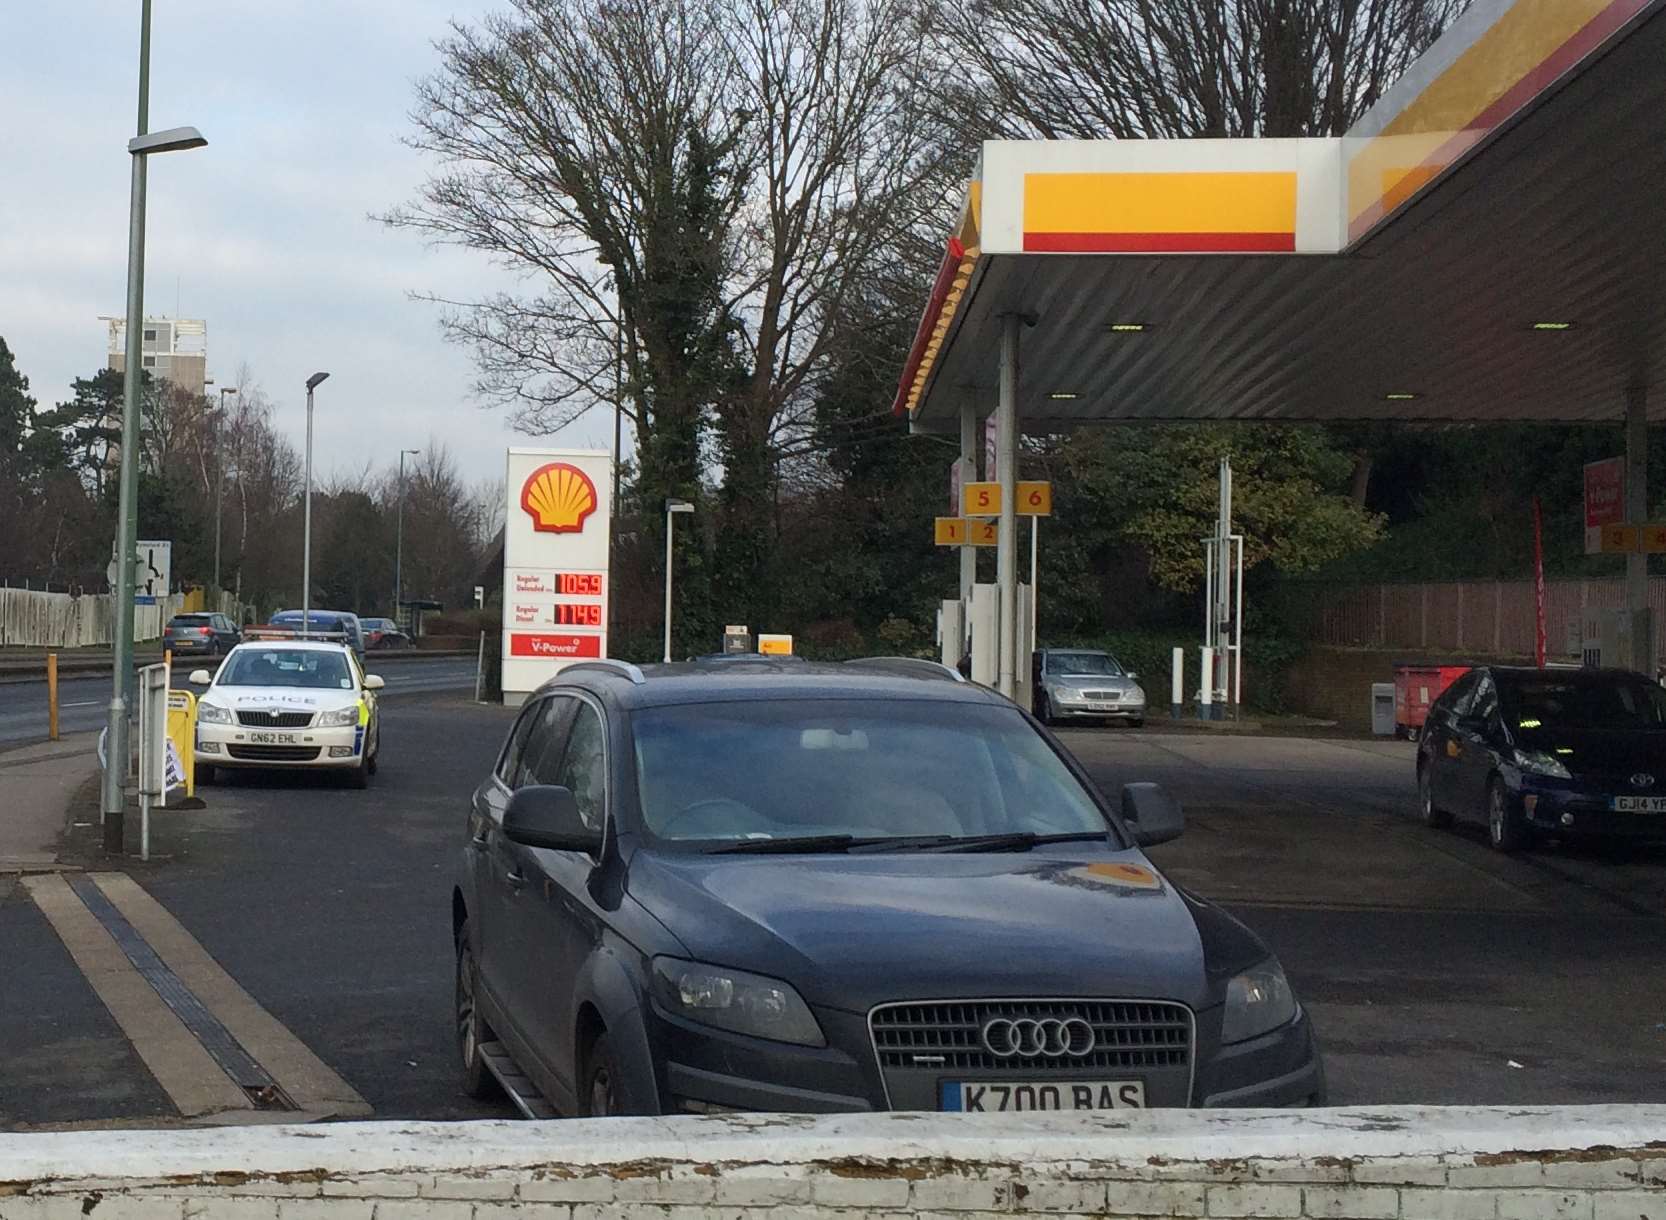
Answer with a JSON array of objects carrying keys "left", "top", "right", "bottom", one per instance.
[{"left": 520, "top": 462, "right": 598, "bottom": 534}]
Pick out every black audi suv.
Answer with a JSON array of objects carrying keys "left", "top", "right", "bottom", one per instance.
[{"left": 451, "top": 657, "right": 1324, "bottom": 1117}]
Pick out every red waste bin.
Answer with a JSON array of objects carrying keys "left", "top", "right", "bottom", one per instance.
[{"left": 1393, "top": 663, "right": 1470, "bottom": 740}]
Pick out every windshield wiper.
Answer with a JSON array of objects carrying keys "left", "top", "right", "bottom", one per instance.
[
  {"left": 709, "top": 834, "right": 859, "bottom": 854},
  {"left": 875, "top": 831, "right": 1111, "bottom": 854}
]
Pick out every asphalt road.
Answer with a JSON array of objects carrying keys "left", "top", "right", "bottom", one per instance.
[
  {"left": 0, "top": 659, "right": 479, "bottom": 746},
  {"left": 3, "top": 705, "right": 1663, "bottom": 1129}
]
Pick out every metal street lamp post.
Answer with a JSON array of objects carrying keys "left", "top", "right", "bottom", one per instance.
[
  {"left": 663, "top": 498, "right": 695, "bottom": 663},
  {"left": 102, "top": 0, "right": 208, "bottom": 852},
  {"left": 214, "top": 386, "right": 236, "bottom": 594},
  {"left": 394, "top": 447, "right": 419, "bottom": 621},
  {"left": 302, "top": 371, "right": 330, "bottom": 633}
]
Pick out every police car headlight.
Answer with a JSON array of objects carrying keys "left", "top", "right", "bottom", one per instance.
[
  {"left": 316, "top": 707, "right": 358, "bottom": 728},
  {"left": 1221, "top": 959, "right": 1298, "bottom": 1044},
  {"left": 197, "top": 703, "right": 233, "bottom": 725}
]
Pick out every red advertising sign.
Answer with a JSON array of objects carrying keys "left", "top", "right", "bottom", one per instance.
[
  {"left": 508, "top": 632, "right": 602, "bottom": 659},
  {"left": 1584, "top": 457, "right": 1626, "bottom": 554}
]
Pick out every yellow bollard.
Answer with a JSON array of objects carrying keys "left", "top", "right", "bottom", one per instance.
[{"left": 47, "top": 653, "right": 59, "bottom": 741}]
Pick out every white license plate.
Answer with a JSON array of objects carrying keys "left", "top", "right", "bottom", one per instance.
[
  {"left": 246, "top": 731, "right": 298, "bottom": 745},
  {"left": 1090, "top": 704, "right": 1118, "bottom": 712},
  {"left": 941, "top": 1080, "right": 1145, "bottom": 1112},
  {"left": 1610, "top": 796, "right": 1666, "bottom": 813}
]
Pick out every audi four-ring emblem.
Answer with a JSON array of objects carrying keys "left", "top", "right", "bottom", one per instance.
[{"left": 981, "top": 1016, "right": 1096, "bottom": 1058}]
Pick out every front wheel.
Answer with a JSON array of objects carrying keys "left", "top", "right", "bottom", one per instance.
[
  {"left": 454, "top": 919, "right": 501, "bottom": 1100},
  {"left": 1487, "top": 777, "right": 1528, "bottom": 853},
  {"left": 345, "top": 752, "right": 371, "bottom": 789},
  {"left": 194, "top": 763, "right": 217, "bottom": 787},
  {"left": 581, "top": 1031, "right": 625, "bottom": 1116},
  {"left": 1418, "top": 764, "right": 1451, "bottom": 828},
  {"left": 1035, "top": 694, "right": 1054, "bottom": 726},
  {"left": 1128, "top": 717, "right": 1145, "bottom": 729}
]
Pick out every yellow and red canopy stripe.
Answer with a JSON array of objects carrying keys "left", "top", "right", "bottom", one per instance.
[
  {"left": 1347, "top": 0, "right": 1652, "bottom": 242},
  {"left": 1022, "top": 171, "right": 1297, "bottom": 254}
]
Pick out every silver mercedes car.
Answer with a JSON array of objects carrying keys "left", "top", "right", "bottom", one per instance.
[{"left": 1034, "top": 648, "right": 1147, "bottom": 727}]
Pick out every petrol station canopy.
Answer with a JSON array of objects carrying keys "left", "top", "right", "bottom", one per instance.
[{"left": 894, "top": 0, "right": 1666, "bottom": 433}]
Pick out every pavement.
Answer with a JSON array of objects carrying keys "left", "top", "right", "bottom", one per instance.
[
  {"left": 3, "top": 704, "right": 1664, "bottom": 1129},
  {"left": 0, "top": 733, "right": 100, "bottom": 872}
]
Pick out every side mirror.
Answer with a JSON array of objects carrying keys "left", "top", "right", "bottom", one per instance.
[
  {"left": 1121, "top": 782, "right": 1184, "bottom": 847},
  {"left": 188, "top": 669, "right": 213, "bottom": 686},
  {"left": 363, "top": 674, "right": 385, "bottom": 691},
  {"left": 504, "top": 785, "right": 601, "bottom": 854},
  {"left": 1127, "top": 672, "right": 1139, "bottom": 682}
]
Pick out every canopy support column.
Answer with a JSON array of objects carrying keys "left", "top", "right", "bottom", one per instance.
[
  {"left": 1626, "top": 385, "right": 1650, "bottom": 673},
  {"left": 996, "top": 314, "right": 1020, "bottom": 699},
  {"left": 959, "top": 402, "right": 977, "bottom": 617}
]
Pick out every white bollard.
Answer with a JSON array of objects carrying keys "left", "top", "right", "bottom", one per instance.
[
  {"left": 1199, "top": 647, "right": 1214, "bottom": 721},
  {"left": 1171, "top": 646, "right": 1184, "bottom": 719}
]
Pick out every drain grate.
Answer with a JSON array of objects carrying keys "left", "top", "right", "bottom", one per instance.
[{"left": 67, "top": 875, "right": 295, "bottom": 1111}]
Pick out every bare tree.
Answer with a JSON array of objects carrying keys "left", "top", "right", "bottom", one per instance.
[
  {"left": 925, "top": 0, "right": 1468, "bottom": 140},
  {"left": 383, "top": 0, "right": 749, "bottom": 500}
]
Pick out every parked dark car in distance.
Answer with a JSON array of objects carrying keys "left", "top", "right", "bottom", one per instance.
[
  {"left": 162, "top": 612, "right": 240, "bottom": 657},
  {"left": 360, "top": 617, "right": 411, "bottom": 650},
  {"left": 1417, "top": 664, "right": 1666, "bottom": 852},
  {"left": 269, "top": 609, "right": 366, "bottom": 658},
  {"left": 452, "top": 656, "right": 1323, "bottom": 1121}
]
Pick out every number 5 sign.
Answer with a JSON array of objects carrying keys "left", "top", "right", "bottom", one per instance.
[{"left": 961, "top": 481, "right": 1051, "bottom": 517}]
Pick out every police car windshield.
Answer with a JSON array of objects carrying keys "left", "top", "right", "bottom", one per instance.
[{"left": 218, "top": 649, "right": 353, "bottom": 690}]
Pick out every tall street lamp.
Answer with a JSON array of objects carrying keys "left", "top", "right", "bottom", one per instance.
[
  {"left": 103, "top": 0, "right": 208, "bottom": 853},
  {"left": 663, "top": 498, "right": 695, "bottom": 663},
  {"left": 214, "top": 386, "right": 236, "bottom": 594},
  {"left": 302, "top": 371, "right": 330, "bottom": 633},
  {"left": 394, "top": 447, "right": 419, "bottom": 620}
]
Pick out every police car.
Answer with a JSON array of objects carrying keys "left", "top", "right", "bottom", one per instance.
[{"left": 189, "top": 634, "right": 383, "bottom": 787}]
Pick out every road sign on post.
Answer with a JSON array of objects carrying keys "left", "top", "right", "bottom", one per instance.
[{"left": 110, "top": 541, "right": 171, "bottom": 602}]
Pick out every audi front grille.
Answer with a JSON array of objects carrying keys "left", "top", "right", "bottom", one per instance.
[{"left": 870, "top": 999, "right": 1192, "bottom": 1073}]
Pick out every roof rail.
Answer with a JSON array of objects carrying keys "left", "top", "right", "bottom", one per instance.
[
  {"left": 844, "top": 656, "right": 967, "bottom": 683},
  {"left": 560, "top": 658, "right": 647, "bottom": 685}
]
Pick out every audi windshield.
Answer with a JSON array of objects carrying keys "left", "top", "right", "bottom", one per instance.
[{"left": 630, "top": 699, "right": 1119, "bottom": 849}]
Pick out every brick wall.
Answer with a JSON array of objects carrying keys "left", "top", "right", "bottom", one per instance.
[
  {"left": 1, "top": 1107, "right": 1662, "bottom": 1219},
  {"left": 1281, "top": 647, "right": 1530, "bottom": 731}
]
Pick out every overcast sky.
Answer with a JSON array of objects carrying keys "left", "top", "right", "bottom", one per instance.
[{"left": 2, "top": 1, "right": 614, "bottom": 490}]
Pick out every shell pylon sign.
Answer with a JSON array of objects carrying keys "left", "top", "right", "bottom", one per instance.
[{"left": 502, "top": 448, "right": 613, "bottom": 705}]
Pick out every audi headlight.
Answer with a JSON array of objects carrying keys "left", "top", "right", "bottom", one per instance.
[
  {"left": 316, "top": 707, "right": 358, "bottom": 728},
  {"left": 1220, "top": 959, "right": 1298, "bottom": 1044},
  {"left": 650, "top": 957, "right": 824, "bottom": 1046},
  {"left": 1512, "top": 748, "right": 1570, "bottom": 779},
  {"left": 196, "top": 703, "right": 232, "bottom": 725}
]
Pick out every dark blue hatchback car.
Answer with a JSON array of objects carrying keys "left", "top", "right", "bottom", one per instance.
[
  {"left": 452, "top": 657, "right": 1324, "bottom": 1118},
  {"left": 1418, "top": 665, "right": 1666, "bottom": 852}
]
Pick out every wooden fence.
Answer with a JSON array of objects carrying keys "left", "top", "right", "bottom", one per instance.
[{"left": 0, "top": 588, "right": 186, "bottom": 649}]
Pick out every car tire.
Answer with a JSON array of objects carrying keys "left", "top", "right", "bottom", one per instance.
[
  {"left": 368, "top": 737, "right": 379, "bottom": 776},
  {"left": 1417, "top": 763, "right": 1451, "bottom": 828},
  {"left": 194, "top": 763, "right": 217, "bottom": 787},
  {"left": 345, "top": 752, "right": 371, "bottom": 789},
  {"left": 1036, "top": 694, "right": 1054, "bottom": 726},
  {"left": 1129, "top": 718, "right": 1145, "bottom": 729},
  {"left": 454, "top": 919, "right": 502, "bottom": 1100},
  {"left": 1487, "top": 776, "right": 1528, "bottom": 853},
  {"left": 581, "top": 1031, "right": 626, "bottom": 1117}
]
